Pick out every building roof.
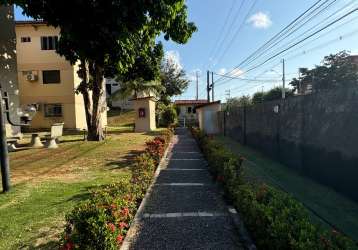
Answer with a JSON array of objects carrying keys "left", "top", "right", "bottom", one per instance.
[
  {"left": 129, "top": 96, "right": 157, "bottom": 101},
  {"left": 15, "top": 20, "right": 47, "bottom": 26},
  {"left": 196, "top": 101, "right": 221, "bottom": 109},
  {"left": 174, "top": 100, "right": 208, "bottom": 105}
]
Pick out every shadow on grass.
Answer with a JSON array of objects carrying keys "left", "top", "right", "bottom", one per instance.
[
  {"left": 59, "top": 138, "right": 85, "bottom": 143},
  {"left": 144, "top": 130, "right": 165, "bottom": 137},
  {"left": 27, "top": 240, "right": 61, "bottom": 250},
  {"left": 105, "top": 149, "right": 144, "bottom": 170}
]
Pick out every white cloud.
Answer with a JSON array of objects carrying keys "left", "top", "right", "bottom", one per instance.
[
  {"left": 164, "top": 50, "right": 183, "bottom": 72},
  {"left": 218, "top": 68, "right": 227, "bottom": 75},
  {"left": 229, "top": 68, "right": 244, "bottom": 77},
  {"left": 248, "top": 12, "right": 272, "bottom": 29}
]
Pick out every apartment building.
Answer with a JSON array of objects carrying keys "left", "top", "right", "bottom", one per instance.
[{"left": 15, "top": 20, "right": 107, "bottom": 130}]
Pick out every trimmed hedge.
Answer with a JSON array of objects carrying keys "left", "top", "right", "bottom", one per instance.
[
  {"left": 191, "top": 128, "right": 356, "bottom": 250},
  {"left": 61, "top": 129, "right": 173, "bottom": 250}
]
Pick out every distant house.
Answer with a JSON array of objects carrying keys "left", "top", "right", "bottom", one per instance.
[
  {"left": 174, "top": 99, "right": 208, "bottom": 126},
  {"left": 15, "top": 20, "right": 107, "bottom": 130},
  {"left": 349, "top": 55, "right": 358, "bottom": 66},
  {"left": 105, "top": 78, "right": 133, "bottom": 110}
]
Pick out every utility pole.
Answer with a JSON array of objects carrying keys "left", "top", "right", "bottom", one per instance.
[
  {"left": 206, "top": 70, "right": 210, "bottom": 102},
  {"left": 0, "top": 87, "right": 11, "bottom": 192},
  {"left": 196, "top": 71, "right": 199, "bottom": 100},
  {"left": 282, "top": 59, "right": 286, "bottom": 99},
  {"left": 211, "top": 71, "right": 214, "bottom": 102},
  {"left": 225, "top": 89, "right": 231, "bottom": 100}
]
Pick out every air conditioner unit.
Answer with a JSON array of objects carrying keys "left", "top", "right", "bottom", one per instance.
[{"left": 25, "top": 71, "right": 38, "bottom": 82}]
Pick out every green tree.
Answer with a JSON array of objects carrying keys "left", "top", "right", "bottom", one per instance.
[
  {"left": 5, "top": 0, "right": 197, "bottom": 140},
  {"left": 289, "top": 51, "right": 358, "bottom": 93},
  {"left": 159, "top": 57, "right": 189, "bottom": 105},
  {"left": 252, "top": 92, "right": 265, "bottom": 104},
  {"left": 264, "top": 87, "right": 293, "bottom": 101},
  {"left": 224, "top": 95, "right": 251, "bottom": 110},
  {"left": 111, "top": 43, "right": 165, "bottom": 100},
  {"left": 251, "top": 87, "right": 293, "bottom": 104}
]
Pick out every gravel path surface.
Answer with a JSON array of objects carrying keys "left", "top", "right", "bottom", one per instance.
[{"left": 126, "top": 128, "right": 243, "bottom": 250}]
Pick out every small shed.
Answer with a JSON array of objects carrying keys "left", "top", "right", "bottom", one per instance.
[
  {"left": 196, "top": 101, "right": 221, "bottom": 134},
  {"left": 133, "top": 96, "right": 156, "bottom": 132}
]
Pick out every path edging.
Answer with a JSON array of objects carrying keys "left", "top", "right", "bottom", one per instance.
[{"left": 120, "top": 135, "right": 176, "bottom": 250}]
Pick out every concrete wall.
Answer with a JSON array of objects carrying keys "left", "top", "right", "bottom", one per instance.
[
  {"left": 197, "top": 102, "right": 221, "bottom": 134},
  {"left": 0, "top": 5, "right": 21, "bottom": 136},
  {"left": 220, "top": 87, "right": 358, "bottom": 202},
  {"left": 133, "top": 98, "right": 156, "bottom": 132}
]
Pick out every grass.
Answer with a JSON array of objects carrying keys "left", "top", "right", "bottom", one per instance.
[
  {"left": 215, "top": 136, "right": 358, "bottom": 242},
  {"left": 107, "top": 109, "right": 135, "bottom": 127},
  {"left": 0, "top": 127, "right": 160, "bottom": 249}
]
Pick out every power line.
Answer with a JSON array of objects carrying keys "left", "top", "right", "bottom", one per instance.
[
  {"left": 215, "top": 0, "right": 326, "bottom": 82},
  {"left": 217, "top": 26, "right": 358, "bottom": 97},
  {"left": 207, "top": 0, "right": 243, "bottom": 70},
  {"left": 240, "top": 0, "right": 340, "bottom": 70},
  {"left": 242, "top": 0, "right": 356, "bottom": 72},
  {"left": 243, "top": 8, "right": 358, "bottom": 74},
  {"left": 214, "top": 0, "right": 259, "bottom": 67}
]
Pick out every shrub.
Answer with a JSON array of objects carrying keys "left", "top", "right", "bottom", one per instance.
[
  {"left": 191, "top": 128, "right": 356, "bottom": 250},
  {"left": 61, "top": 130, "right": 173, "bottom": 249},
  {"left": 62, "top": 178, "right": 136, "bottom": 250},
  {"left": 145, "top": 137, "right": 166, "bottom": 164},
  {"left": 159, "top": 104, "right": 177, "bottom": 127}
]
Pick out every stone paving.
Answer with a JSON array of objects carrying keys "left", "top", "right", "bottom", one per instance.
[{"left": 125, "top": 128, "right": 243, "bottom": 249}]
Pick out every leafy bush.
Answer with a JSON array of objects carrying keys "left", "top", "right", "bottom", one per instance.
[
  {"left": 61, "top": 130, "right": 172, "bottom": 249},
  {"left": 159, "top": 104, "right": 177, "bottom": 127},
  {"left": 145, "top": 137, "right": 165, "bottom": 164},
  {"left": 191, "top": 128, "right": 356, "bottom": 250}
]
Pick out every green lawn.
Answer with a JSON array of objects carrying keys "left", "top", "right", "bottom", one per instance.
[
  {"left": 107, "top": 109, "right": 135, "bottom": 127},
  {"left": 215, "top": 136, "right": 358, "bottom": 242},
  {"left": 0, "top": 128, "right": 158, "bottom": 249}
]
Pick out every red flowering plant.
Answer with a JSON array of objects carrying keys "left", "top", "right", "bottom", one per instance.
[
  {"left": 145, "top": 136, "right": 166, "bottom": 164},
  {"left": 61, "top": 129, "right": 173, "bottom": 249}
]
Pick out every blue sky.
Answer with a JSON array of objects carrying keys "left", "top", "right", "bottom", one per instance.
[{"left": 15, "top": 0, "right": 358, "bottom": 101}]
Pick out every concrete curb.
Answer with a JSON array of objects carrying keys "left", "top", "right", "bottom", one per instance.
[
  {"left": 213, "top": 181, "right": 257, "bottom": 250},
  {"left": 227, "top": 205, "right": 257, "bottom": 250},
  {"left": 120, "top": 135, "right": 176, "bottom": 250}
]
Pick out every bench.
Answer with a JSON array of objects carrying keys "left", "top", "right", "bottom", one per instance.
[
  {"left": 7, "top": 137, "right": 20, "bottom": 152},
  {"left": 44, "top": 123, "right": 64, "bottom": 149}
]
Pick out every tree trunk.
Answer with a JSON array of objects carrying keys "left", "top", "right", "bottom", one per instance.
[
  {"left": 87, "top": 62, "right": 105, "bottom": 141},
  {"left": 76, "top": 59, "right": 105, "bottom": 141}
]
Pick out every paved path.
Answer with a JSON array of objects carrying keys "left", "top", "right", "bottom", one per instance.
[{"left": 125, "top": 128, "right": 243, "bottom": 249}]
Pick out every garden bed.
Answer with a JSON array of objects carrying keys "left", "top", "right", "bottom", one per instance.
[
  {"left": 60, "top": 129, "right": 173, "bottom": 249},
  {"left": 191, "top": 128, "right": 356, "bottom": 250}
]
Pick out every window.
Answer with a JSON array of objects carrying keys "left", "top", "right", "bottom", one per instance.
[
  {"left": 41, "top": 36, "right": 58, "bottom": 50},
  {"left": 43, "top": 70, "right": 60, "bottom": 84},
  {"left": 44, "top": 104, "right": 62, "bottom": 117},
  {"left": 193, "top": 108, "right": 196, "bottom": 114},
  {"left": 21, "top": 37, "right": 31, "bottom": 43},
  {"left": 187, "top": 107, "right": 192, "bottom": 113}
]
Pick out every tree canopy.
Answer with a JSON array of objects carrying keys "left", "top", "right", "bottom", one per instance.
[
  {"left": 4, "top": 0, "right": 197, "bottom": 140},
  {"left": 289, "top": 51, "right": 358, "bottom": 92},
  {"left": 159, "top": 56, "right": 190, "bottom": 105}
]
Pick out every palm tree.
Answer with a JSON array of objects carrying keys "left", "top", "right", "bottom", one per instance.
[{"left": 110, "top": 78, "right": 164, "bottom": 101}]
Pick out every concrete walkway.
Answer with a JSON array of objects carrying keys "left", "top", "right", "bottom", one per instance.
[{"left": 125, "top": 128, "right": 243, "bottom": 249}]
